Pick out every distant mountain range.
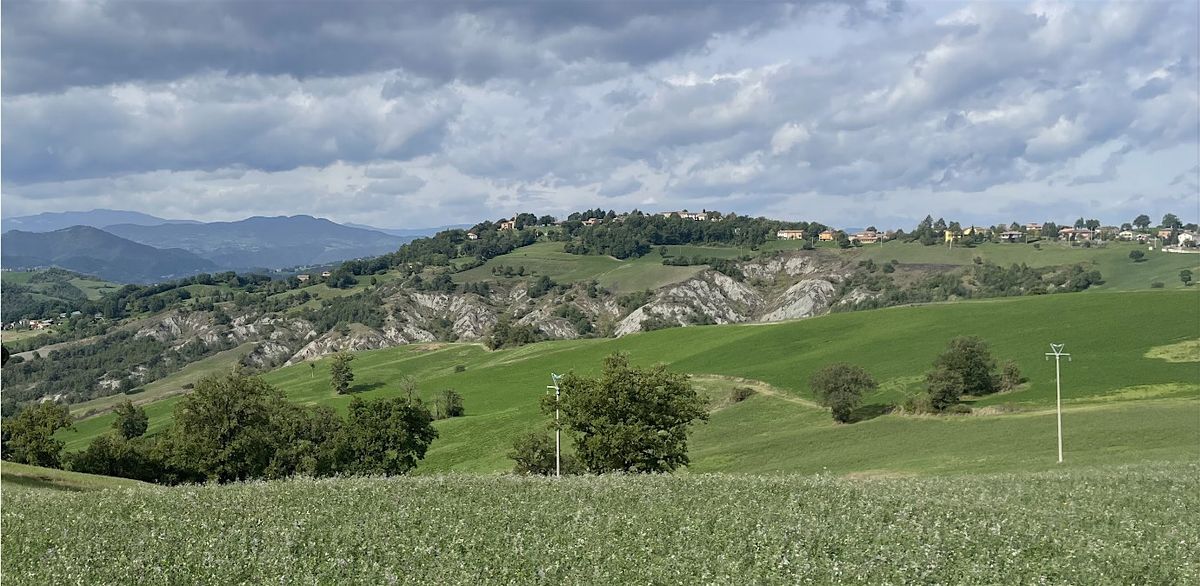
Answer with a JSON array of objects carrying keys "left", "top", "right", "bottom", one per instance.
[
  {"left": 103, "top": 215, "right": 411, "bottom": 269},
  {"left": 1, "top": 209, "right": 198, "bottom": 233},
  {"left": 344, "top": 222, "right": 472, "bottom": 238},
  {"left": 0, "top": 210, "right": 455, "bottom": 280},
  {"left": 1, "top": 226, "right": 217, "bottom": 283}
]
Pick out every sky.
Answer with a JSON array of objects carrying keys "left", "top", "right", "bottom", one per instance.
[{"left": 2, "top": 0, "right": 1197, "bottom": 229}]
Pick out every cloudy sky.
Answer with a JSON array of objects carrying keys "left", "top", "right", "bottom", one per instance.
[{"left": 2, "top": 0, "right": 1197, "bottom": 229}]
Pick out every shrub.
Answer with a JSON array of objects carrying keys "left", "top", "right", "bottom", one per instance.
[
  {"left": 728, "top": 387, "right": 756, "bottom": 403},
  {"left": 999, "top": 360, "right": 1025, "bottom": 392},
  {"left": 947, "top": 404, "right": 973, "bottom": 414},
  {"left": 1151, "top": 281, "right": 1165, "bottom": 289},
  {"left": 454, "top": 365, "right": 467, "bottom": 373},
  {"left": 1129, "top": 250, "right": 1145, "bottom": 262},
  {"left": 900, "top": 393, "right": 934, "bottom": 414},
  {"left": 508, "top": 431, "right": 581, "bottom": 475}
]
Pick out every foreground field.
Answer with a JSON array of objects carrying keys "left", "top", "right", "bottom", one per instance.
[{"left": 2, "top": 461, "right": 1196, "bottom": 583}]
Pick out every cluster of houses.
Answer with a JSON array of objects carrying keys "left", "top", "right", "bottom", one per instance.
[
  {"left": 774, "top": 222, "right": 1198, "bottom": 247},
  {"left": 4, "top": 311, "right": 100, "bottom": 332},
  {"left": 295, "top": 271, "right": 333, "bottom": 282}
]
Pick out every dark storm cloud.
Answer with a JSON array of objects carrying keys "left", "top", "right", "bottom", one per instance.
[{"left": 1, "top": 0, "right": 849, "bottom": 95}]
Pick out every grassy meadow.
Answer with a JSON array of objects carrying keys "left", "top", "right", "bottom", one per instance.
[
  {"left": 0, "top": 462, "right": 152, "bottom": 493},
  {"left": 56, "top": 290, "right": 1200, "bottom": 473},
  {"left": 3, "top": 461, "right": 1196, "bottom": 583}
]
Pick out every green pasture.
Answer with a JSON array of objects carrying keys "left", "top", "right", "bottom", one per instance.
[{"left": 57, "top": 290, "right": 1200, "bottom": 474}]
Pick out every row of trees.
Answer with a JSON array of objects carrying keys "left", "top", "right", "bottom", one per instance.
[
  {"left": 807, "top": 336, "right": 1023, "bottom": 423},
  {"left": 2, "top": 371, "right": 440, "bottom": 484}
]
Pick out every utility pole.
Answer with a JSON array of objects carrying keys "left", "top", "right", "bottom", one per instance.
[
  {"left": 1044, "top": 344, "right": 1071, "bottom": 463},
  {"left": 547, "top": 373, "right": 563, "bottom": 477}
]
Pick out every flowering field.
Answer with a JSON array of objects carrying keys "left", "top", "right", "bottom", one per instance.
[{"left": 4, "top": 461, "right": 1197, "bottom": 584}]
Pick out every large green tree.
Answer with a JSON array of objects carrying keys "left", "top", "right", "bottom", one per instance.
[
  {"left": 5, "top": 402, "right": 73, "bottom": 467},
  {"left": 170, "top": 371, "right": 283, "bottom": 482},
  {"left": 931, "top": 336, "right": 998, "bottom": 396},
  {"left": 809, "top": 363, "right": 877, "bottom": 423},
  {"left": 1133, "top": 214, "right": 1151, "bottom": 229},
  {"left": 334, "top": 396, "right": 438, "bottom": 476},
  {"left": 925, "top": 367, "right": 965, "bottom": 412},
  {"left": 555, "top": 353, "right": 708, "bottom": 473},
  {"left": 112, "top": 400, "right": 149, "bottom": 439}
]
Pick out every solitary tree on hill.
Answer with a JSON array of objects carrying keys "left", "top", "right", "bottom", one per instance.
[
  {"left": 932, "top": 336, "right": 998, "bottom": 397},
  {"left": 1181, "top": 269, "right": 1193, "bottom": 287},
  {"left": 809, "top": 363, "right": 877, "bottom": 423},
  {"left": 1129, "top": 250, "right": 1146, "bottom": 262},
  {"left": 330, "top": 353, "right": 355, "bottom": 395}
]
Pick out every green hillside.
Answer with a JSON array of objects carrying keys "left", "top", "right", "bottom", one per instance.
[
  {"left": 447, "top": 238, "right": 1200, "bottom": 294},
  {"left": 0, "top": 462, "right": 152, "bottom": 492},
  {"left": 57, "top": 290, "right": 1200, "bottom": 473}
]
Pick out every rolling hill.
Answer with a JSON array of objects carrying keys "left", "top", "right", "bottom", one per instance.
[
  {"left": 58, "top": 290, "right": 1200, "bottom": 475},
  {"left": 1, "top": 226, "right": 217, "bottom": 283},
  {"left": 104, "top": 215, "right": 407, "bottom": 269}
]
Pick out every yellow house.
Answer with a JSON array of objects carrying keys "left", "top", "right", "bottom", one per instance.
[
  {"left": 944, "top": 231, "right": 961, "bottom": 243},
  {"left": 818, "top": 230, "right": 835, "bottom": 242}
]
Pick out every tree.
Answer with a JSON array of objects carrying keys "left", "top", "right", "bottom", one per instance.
[
  {"left": 1162, "top": 213, "right": 1182, "bottom": 230},
  {"left": 334, "top": 396, "right": 437, "bottom": 475},
  {"left": 932, "top": 336, "right": 998, "bottom": 396},
  {"left": 434, "top": 389, "right": 465, "bottom": 419},
  {"left": 999, "top": 360, "right": 1025, "bottom": 392},
  {"left": 555, "top": 353, "right": 707, "bottom": 473},
  {"left": 1133, "top": 214, "right": 1151, "bottom": 229},
  {"left": 1074, "top": 217, "right": 1086, "bottom": 229},
  {"left": 1042, "top": 221, "right": 1059, "bottom": 238},
  {"left": 1129, "top": 250, "right": 1146, "bottom": 262},
  {"left": 330, "top": 352, "right": 355, "bottom": 395},
  {"left": 1181, "top": 269, "right": 1193, "bottom": 287},
  {"left": 1121, "top": 223, "right": 1133, "bottom": 231},
  {"left": 5, "top": 402, "right": 73, "bottom": 467},
  {"left": 170, "top": 371, "right": 282, "bottom": 482},
  {"left": 508, "top": 431, "right": 581, "bottom": 475},
  {"left": 808, "top": 363, "right": 877, "bottom": 423},
  {"left": 925, "top": 367, "right": 964, "bottom": 412},
  {"left": 1085, "top": 219, "right": 1100, "bottom": 231},
  {"left": 112, "top": 400, "right": 149, "bottom": 439}
]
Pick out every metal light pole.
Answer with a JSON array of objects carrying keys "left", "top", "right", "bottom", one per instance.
[
  {"left": 547, "top": 373, "right": 563, "bottom": 477},
  {"left": 1044, "top": 344, "right": 1071, "bottom": 463}
]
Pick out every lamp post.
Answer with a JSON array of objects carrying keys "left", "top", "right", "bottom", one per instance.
[
  {"left": 1044, "top": 344, "right": 1071, "bottom": 463},
  {"left": 547, "top": 373, "right": 563, "bottom": 477}
]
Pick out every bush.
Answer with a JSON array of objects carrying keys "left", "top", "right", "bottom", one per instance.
[
  {"left": 999, "top": 360, "right": 1025, "bottom": 392},
  {"left": 900, "top": 394, "right": 934, "bottom": 414},
  {"left": 728, "top": 387, "right": 756, "bottom": 403},
  {"left": 454, "top": 365, "right": 467, "bottom": 373},
  {"left": 947, "top": 404, "right": 973, "bottom": 414},
  {"left": 508, "top": 431, "right": 581, "bottom": 475},
  {"left": 1151, "top": 281, "right": 1165, "bottom": 289},
  {"left": 932, "top": 336, "right": 998, "bottom": 396},
  {"left": 1129, "top": 250, "right": 1145, "bottom": 262}
]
